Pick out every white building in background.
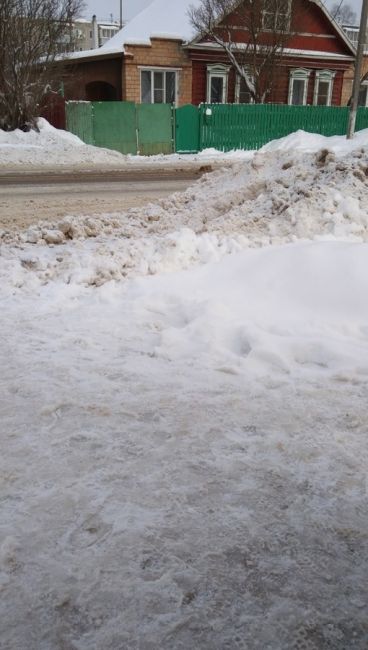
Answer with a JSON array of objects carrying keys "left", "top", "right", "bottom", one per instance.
[
  {"left": 57, "top": 16, "right": 123, "bottom": 53},
  {"left": 341, "top": 24, "right": 368, "bottom": 50}
]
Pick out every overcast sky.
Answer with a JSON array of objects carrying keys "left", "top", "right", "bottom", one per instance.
[
  {"left": 82, "top": 0, "right": 363, "bottom": 24},
  {"left": 82, "top": 0, "right": 151, "bottom": 21}
]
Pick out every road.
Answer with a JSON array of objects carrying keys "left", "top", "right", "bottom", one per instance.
[{"left": 0, "top": 169, "right": 202, "bottom": 232}]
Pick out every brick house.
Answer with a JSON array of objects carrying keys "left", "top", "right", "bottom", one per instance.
[
  {"left": 62, "top": 0, "right": 195, "bottom": 104},
  {"left": 61, "top": 0, "right": 355, "bottom": 107}
]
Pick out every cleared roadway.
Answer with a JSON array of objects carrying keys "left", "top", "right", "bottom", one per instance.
[{"left": 0, "top": 168, "right": 204, "bottom": 232}]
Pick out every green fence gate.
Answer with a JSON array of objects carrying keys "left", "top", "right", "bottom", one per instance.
[
  {"left": 92, "top": 101, "right": 137, "bottom": 154},
  {"left": 136, "top": 104, "right": 173, "bottom": 155},
  {"left": 175, "top": 104, "right": 200, "bottom": 153},
  {"left": 66, "top": 101, "right": 174, "bottom": 155}
]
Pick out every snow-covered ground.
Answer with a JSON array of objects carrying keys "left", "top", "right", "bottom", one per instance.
[
  {"left": 0, "top": 118, "right": 253, "bottom": 171},
  {"left": 1, "top": 129, "right": 368, "bottom": 649}
]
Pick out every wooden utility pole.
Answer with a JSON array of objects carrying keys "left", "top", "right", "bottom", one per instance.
[{"left": 347, "top": 0, "right": 368, "bottom": 138}]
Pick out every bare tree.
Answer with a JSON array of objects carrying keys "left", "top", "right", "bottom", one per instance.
[
  {"left": 330, "top": 2, "right": 357, "bottom": 25},
  {"left": 189, "top": 0, "right": 293, "bottom": 103},
  {"left": 0, "top": 0, "right": 85, "bottom": 131}
]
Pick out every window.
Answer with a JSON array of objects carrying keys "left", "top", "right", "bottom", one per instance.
[
  {"left": 263, "top": 0, "right": 291, "bottom": 31},
  {"left": 288, "top": 69, "right": 310, "bottom": 105},
  {"left": 140, "top": 69, "right": 177, "bottom": 105},
  {"left": 235, "top": 71, "right": 254, "bottom": 103},
  {"left": 358, "top": 82, "right": 368, "bottom": 107},
  {"left": 313, "top": 70, "right": 335, "bottom": 106},
  {"left": 207, "top": 65, "right": 230, "bottom": 103}
]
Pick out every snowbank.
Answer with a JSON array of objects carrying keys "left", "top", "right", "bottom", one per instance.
[
  {"left": 0, "top": 118, "right": 253, "bottom": 170},
  {"left": 115, "top": 239, "right": 368, "bottom": 382},
  {"left": 4, "top": 139, "right": 368, "bottom": 260},
  {"left": 0, "top": 118, "right": 127, "bottom": 168},
  {"left": 1, "top": 139, "right": 368, "bottom": 382},
  {"left": 260, "top": 127, "right": 368, "bottom": 155}
]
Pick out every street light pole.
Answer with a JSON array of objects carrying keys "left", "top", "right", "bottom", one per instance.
[
  {"left": 347, "top": 0, "right": 368, "bottom": 138},
  {"left": 120, "top": 0, "right": 123, "bottom": 29}
]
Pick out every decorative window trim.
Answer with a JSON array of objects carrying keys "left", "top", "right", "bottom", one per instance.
[
  {"left": 358, "top": 79, "right": 368, "bottom": 107},
  {"left": 235, "top": 71, "right": 254, "bottom": 104},
  {"left": 288, "top": 68, "right": 311, "bottom": 105},
  {"left": 140, "top": 68, "right": 179, "bottom": 106},
  {"left": 313, "top": 69, "right": 335, "bottom": 106},
  {"left": 206, "top": 64, "right": 230, "bottom": 103}
]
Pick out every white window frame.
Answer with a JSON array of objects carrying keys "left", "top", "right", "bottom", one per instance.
[
  {"left": 358, "top": 80, "right": 368, "bottom": 107},
  {"left": 140, "top": 67, "right": 179, "bottom": 106},
  {"left": 206, "top": 64, "right": 230, "bottom": 103},
  {"left": 235, "top": 71, "right": 254, "bottom": 104},
  {"left": 313, "top": 70, "right": 335, "bottom": 106},
  {"left": 288, "top": 68, "right": 311, "bottom": 105}
]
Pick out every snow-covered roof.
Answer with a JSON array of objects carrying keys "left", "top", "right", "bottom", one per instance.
[
  {"left": 64, "top": 0, "right": 355, "bottom": 63},
  {"left": 190, "top": 41, "right": 354, "bottom": 60},
  {"left": 101, "top": 0, "right": 201, "bottom": 50}
]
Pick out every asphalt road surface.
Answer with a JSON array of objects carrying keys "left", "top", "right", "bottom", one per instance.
[{"left": 0, "top": 169, "right": 202, "bottom": 232}]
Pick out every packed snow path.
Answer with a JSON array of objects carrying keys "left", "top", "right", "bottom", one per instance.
[{"left": 1, "top": 129, "right": 368, "bottom": 649}]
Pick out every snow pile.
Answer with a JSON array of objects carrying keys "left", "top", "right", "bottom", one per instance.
[
  {"left": 138, "top": 239, "right": 368, "bottom": 381},
  {"left": 0, "top": 118, "right": 85, "bottom": 148},
  {"left": 3, "top": 142, "right": 368, "bottom": 289},
  {"left": 0, "top": 118, "right": 126, "bottom": 168},
  {"left": 260, "top": 127, "right": 368, "bottom": 155}
]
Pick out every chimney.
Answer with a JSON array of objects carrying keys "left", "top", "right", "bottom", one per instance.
[{"left": 92, "top": 15, "right": 98, "bottom": 49}]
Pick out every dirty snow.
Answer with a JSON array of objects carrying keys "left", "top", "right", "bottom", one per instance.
[{"left": 1, "top": 129, "right": 368, "bottom": 649}]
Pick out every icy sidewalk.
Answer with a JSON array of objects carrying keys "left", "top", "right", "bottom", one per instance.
[{"left": 1, "top": 241, "right": 368, "bottom": 649}]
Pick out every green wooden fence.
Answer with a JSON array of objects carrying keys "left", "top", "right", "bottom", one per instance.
[
  {"left": 66, "top": 101, "right": 368, "bottom": 155},
  {"left": 66, "top": 101, "right": 174, "bottom": 155},
  {"left": 66, "top": 101, "right": 94, "bottom": 146},
  {"left": 198, "top": 104, "right": 368, "bottom": 152}
]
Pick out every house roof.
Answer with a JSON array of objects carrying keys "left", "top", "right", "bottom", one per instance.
[
  {"left": 101, "top": 0, "right": 201, "bottom": 49},
  {"left": 310, "top": 0, "right": 356, "bottom": 55}
]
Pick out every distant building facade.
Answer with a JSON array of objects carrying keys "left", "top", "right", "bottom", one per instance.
[{"left": 56, "top": 16, "right": 122, "bottom": 54}]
